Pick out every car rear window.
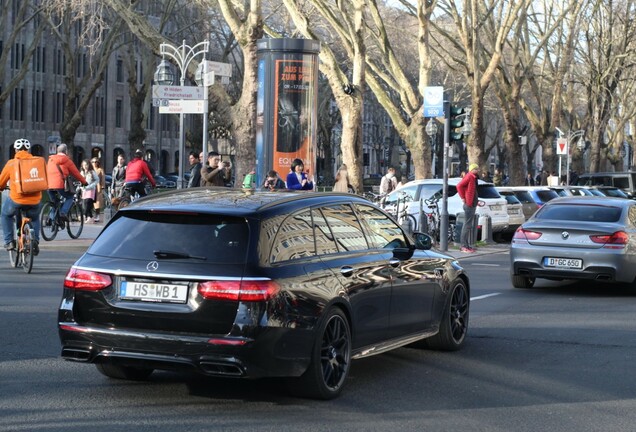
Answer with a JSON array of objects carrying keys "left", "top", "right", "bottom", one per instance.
[
  {"left": 535, "top": 190, "right": 558, "bottom": 202},
  {"left": 535, "top": 204, "right": 622, "bottom": 223},
  {"left": 88, "top": 211, "right": 249, "bottom": 263},
  {"left": 502, "top": 194, "right": 521, "bottom": 205},
  {"left": 477, "top": 185, "right": 501, "bottom": 199}
]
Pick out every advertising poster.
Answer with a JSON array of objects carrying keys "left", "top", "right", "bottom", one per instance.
[{"left": 272, "top": 56, "right": 316, "bottom": 179}]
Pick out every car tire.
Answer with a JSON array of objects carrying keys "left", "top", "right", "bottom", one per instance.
[
  {"left": 95, "top": 363, "right": 153, "bottom": 381},
  {"left": 287, "top": 308, "right": 351, "bottom": 400},
  {"left": 511, "top": 274, "right": 535, "bottom": 289},
  {"left": 415, "top": 279, "right": 469, "bottom": 351}
]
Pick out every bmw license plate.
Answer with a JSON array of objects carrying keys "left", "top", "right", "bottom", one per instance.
[
  {"left": 544, "top": 257, "right": 583, "bottom": 269},
  {"left": 120, "top": 281, "right": 189, "bottom": 303}
]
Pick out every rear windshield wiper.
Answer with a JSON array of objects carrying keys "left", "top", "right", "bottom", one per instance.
[{"left": 153, "top": 250, "right": 207, "bottom": 260}]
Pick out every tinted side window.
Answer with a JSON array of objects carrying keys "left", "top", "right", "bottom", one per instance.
[
  {"left": 269, "top": 210, "right": 315, "bottom": 264},
  {"left": 355, "top": 204, "right": 407, "bottom": 249},
  {"left": 321, "top": 204, "right": 369, "bottom": 252},
  {"left": 613, "top": 176, "right": 630, "bottom": 189},
  {"left": 312, "top": 208, "right": 339, "bottom": 256}
]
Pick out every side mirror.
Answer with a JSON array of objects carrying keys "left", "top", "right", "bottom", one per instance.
[{"left": 413, "top": 231, "right": 433, "bottom": 250}]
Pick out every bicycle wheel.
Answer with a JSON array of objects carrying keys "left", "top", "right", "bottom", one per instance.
[
  {"left": 21, "top": 223, "right": 34, "bottom": 273},
  {"left": 118, "top": 198, "right": 131, "bottom": 209},
  {"left": 40, "top": 202, "right": 59, "bottom": 241},
  {"left": 67, "top": 202, "right": 84, "bottom": 239}
]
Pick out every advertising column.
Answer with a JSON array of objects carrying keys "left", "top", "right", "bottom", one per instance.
[{"left": 256, "top": 38, "right": 320, "bottom": 188}]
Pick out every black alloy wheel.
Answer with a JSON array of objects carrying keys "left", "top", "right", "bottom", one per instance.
[
  {"left": 418, "top": 279, "right": 469, "bottom": 351},
  {"left": 289, "top": 308, "right": 351, "bottom": 400},
  {"left": 511, "top": 274, "right": 535, "bottom": 289}
]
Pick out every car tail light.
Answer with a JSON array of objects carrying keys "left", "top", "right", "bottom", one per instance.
[
  {"left": 198, "top": 280, "right": 279, "bottom": 301},
  {"left": 590, "top": 231, "right": 628, "bottom": 249},
  {"left": 64, "top": 268, "right": 112, "bottom": 291},
  {"left": 513, "top": 227, "right": 542, "bottom": 241}
]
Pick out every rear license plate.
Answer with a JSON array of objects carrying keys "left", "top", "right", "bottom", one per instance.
[
  {"left": 543, "top": 257, "right": 583, "bottom": 269},
  {"left": 490, "top": 205, "right": 502, "bottom": 211},
  {"left": 120, "top": 281, "right": 189, "bottom": 303}
]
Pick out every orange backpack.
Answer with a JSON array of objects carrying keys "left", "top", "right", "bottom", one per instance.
[{"left": 13, "top": 156, "right": 48, "bottom": 193}]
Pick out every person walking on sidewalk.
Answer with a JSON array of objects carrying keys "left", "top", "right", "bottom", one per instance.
[{"left": 457, "top": 163, "right": 480, "bottom": 253}]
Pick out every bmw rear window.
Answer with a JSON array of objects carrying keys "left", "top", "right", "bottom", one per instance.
[
  {"left": 87, "top": 211, "right": 249, "bottom": 263},
  {"left": 534, "top": 204, "right": 622, "bottom": 223}
]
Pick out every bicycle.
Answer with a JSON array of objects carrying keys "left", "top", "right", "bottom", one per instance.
[
  {"left": 40, "top": 186, "right": 84, "bottom": 241},
  {"left": 423, "top": 197, "right": 455, "bottom": 244},
  {"left": 395, "top": 190, "right": 417, "bottom": 234},
  {"left": 9, "top": 208, "right": 35, "bottom": 273}
]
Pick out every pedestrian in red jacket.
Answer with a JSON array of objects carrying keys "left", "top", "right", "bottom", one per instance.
[{"left": 456, "top": 163, "right": 480, "bottom": 253}]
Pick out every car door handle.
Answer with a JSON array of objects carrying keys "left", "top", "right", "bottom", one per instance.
[
  {"left": 340, "top": 266, "right": 354, "bottom": 277},
  {"left": 389, "top": 258, "right": 401, "bottom": 268}
]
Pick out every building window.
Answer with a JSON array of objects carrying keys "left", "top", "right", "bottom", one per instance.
[
  {"left": 115, "top": 99, "right": 122, "bottom": 128},
  {"left": 116, "top": 59, "right": 123, "bottom": 83}
]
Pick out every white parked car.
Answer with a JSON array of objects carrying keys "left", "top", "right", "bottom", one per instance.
[{"left": 382, "top": 178, "right": 509, "bottom": 238}]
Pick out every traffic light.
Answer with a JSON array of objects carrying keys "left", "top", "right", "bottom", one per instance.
[{"left": 450, "top": 105, "right": 466, "bottom": 143}]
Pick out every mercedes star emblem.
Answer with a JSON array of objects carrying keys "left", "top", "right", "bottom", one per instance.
[
  {"left": 146, "top": 261, "right": 159, "bottom": 271},
  {"left": 561, "top": 231, "right": 570, "bottom": 240}
]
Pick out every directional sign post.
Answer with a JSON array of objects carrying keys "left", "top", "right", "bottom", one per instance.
[
  {"left": 556, "top": 138, "right": 568, "bottom": 183},
  {"left": 159, "top": 100, "right": 205, "bottom": 114},
  {"left": 423, "top": 86, "right": 444, "bottom": 118}
]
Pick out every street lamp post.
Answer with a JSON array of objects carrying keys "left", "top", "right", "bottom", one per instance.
[
  {"left": 426, "top": 118, "right": 439, "bottom": 176},
  {"left": 154, "top": 39, "right": 209, "bottom": 188}
]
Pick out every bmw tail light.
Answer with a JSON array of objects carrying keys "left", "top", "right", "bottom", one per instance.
[
  {"left": 590, "top": 231, "right": 628, "bottom": 248},
  {"left": 512, "top": 227, "right": 542, "bottom": 241},
  {"left": 64, "top": 268, "right": 112, "bottom": 291},
  {"left": 198, "top": 280, "right": 279, "bottom": 301}
]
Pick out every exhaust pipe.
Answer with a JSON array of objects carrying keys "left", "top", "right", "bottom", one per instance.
[
  {"left": 61, "top": 347, "right": 92, "bottom": 362},
  {"left": 199, "top": 361, "right": 244, "bottom": 377}
]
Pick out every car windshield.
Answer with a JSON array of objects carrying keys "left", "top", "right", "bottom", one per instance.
[
  {"left": 87, "top": 211, "right": 249, "bottom": 263},
  {"left": 534, "top": 204, "right": 622, "bottom": 223}
]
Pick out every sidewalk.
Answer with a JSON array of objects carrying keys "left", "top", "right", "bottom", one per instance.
[{"left": 441, "top": 241, "right": 510, "bottom": 259}]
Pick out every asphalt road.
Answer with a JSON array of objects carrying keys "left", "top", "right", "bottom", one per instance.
[{"left": 2, "top": 241, "right": 636, "bottom": 431}]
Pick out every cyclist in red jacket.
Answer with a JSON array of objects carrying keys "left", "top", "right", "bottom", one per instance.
[{"left": 124, "top": 149, "right": 156, "bottom": 197}]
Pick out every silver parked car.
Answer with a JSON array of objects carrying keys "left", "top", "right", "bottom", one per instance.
[{"left": 510, "top": 196, "right": 636, "bottom": 289}]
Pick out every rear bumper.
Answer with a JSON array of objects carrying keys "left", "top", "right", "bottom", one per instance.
[
  {"left": 512, "top": 262, "right": 618, "bottom": 282},
  {"left": 59, "top": 322, "right": 314, "bottom": 378}
]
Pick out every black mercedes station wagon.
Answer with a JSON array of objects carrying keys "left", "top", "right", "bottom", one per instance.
[{"left": 59, "top": 189, "right": 470, "bottom": 399}]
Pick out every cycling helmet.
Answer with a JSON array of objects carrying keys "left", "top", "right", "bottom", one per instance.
[{"left": 14, "top": 139, "right": 31, "bottom": 151}]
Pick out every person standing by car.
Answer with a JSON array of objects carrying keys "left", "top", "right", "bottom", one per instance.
[
  {"left": 124, "top": 149, "right": 156, "bottom": 197},
  {"left": 110, "top": 154, "right": 126, "bottom": 198},
  {"left": 46, "top": 143, "right": 87, "bottom": 223},
  {"left": 187, "top": 151, "right": 202, "bottom": 188},
  {"left": 379, "top": 166, "right": 398, "bottom": 197},
  {"left": 262, "top": 170, "right": 286, "bottom": 190},
  {"left": 525, "top": 172, "right": 535, "bottom": 186},
  {"left": 201, "top": 151, "right": 230, "bottom": 187},
  {"left": 457, "top": 163, "right": 480, "bottom": 253}
]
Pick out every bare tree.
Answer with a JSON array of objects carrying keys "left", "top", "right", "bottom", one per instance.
[
  {"left": 0, "top": 1, "right": 45, "bottom": 106},
  {"left": 433, "top": 0, "right": 528, "bottom": 168}
]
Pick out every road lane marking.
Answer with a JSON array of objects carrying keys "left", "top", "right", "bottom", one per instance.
[{"left": 471, "top": 293, "right": 501, "bottom": 301}]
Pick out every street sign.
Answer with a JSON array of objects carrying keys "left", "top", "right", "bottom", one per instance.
[
  {"left": 152, "top": 85, "right": 204, "bottom": 100},
  {"left": 205, "top": 61, "right": 232, "bottom": 77},
  {"left": 556, "top": 138, "right": 568, "bottom": 155},
  {"left": 423, "top": 86, "right": 444, "bottom": 117},
  {"left": 159, "top": 100, "right": 205, "bottom": 114}
]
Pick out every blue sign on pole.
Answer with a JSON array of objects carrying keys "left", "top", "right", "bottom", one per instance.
[{"left": 423, "top": 86, "right": 444, "bottom": 117}]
